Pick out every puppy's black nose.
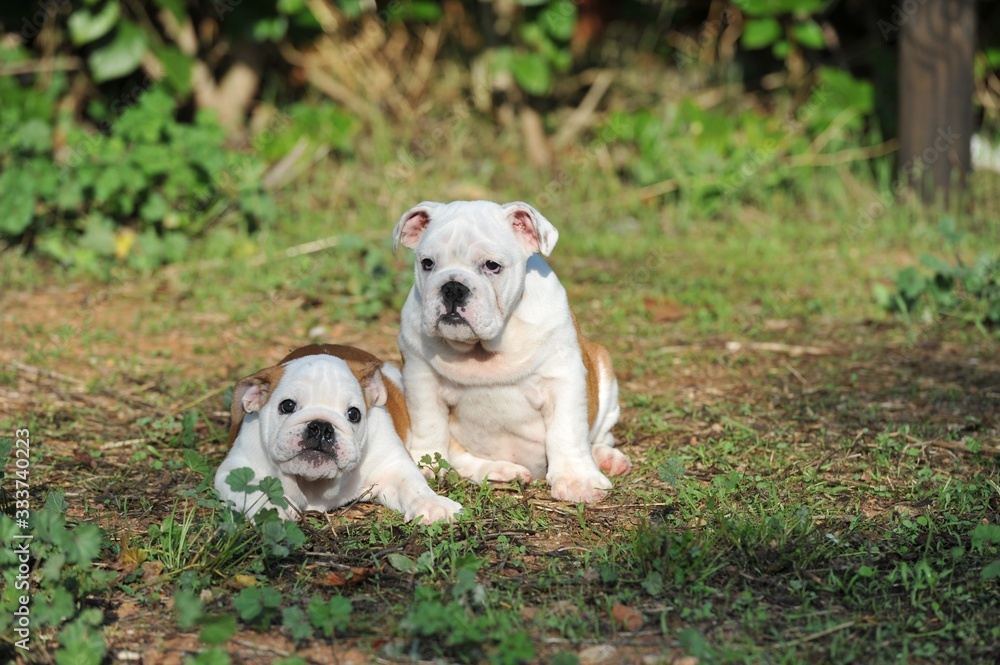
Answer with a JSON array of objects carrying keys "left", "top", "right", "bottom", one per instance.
[
  {"left": 441, "top": 281, "right": 470, "bottom": 310},
  {"left": 304, "top": 420, "right": 336, "bottom": 453}
]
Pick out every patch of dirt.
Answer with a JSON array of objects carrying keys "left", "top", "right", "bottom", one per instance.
[{"left": 2, "top": 274, "right": 998, "bottom": 662}]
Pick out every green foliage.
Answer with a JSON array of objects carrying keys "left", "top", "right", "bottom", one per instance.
[
  {"left": 971, "top": 523, "right": 1000, "bottom": 580},
  {"left": 738, "top": 0, "right": 828, "bottom": 62},
  {"left": 875, "top": 220, "right": 1000, "bottom": 326},
  {"left": 399, "top": 579, "right": 535, "bottom": 664},
  {"left": 602, "top": 69, "right": 873, "bottom": 208},
  {"left": 490, "top": 0, "right": 577, "bottom": 97},
  {"left": 306, "top": 594, "right": 353, "bottom": 637},
  {"left": 136, "top": 466, "right": 307, "bottom": 586},
  {"left": 0, "top": 492, "right": 112, "bottom": 662},
  {"left": 234, "top": 586, "right": 284, "bottom": 628},
  {"left": 0, "top": 72, "right": 276, "bottom": 269}
]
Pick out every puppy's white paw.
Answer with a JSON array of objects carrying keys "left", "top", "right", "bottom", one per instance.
[
  {"left": 406, "top": 495, "right": 464, "bottom": 525},
  {"left": 549, "top": 472, "right": 612, "bottom": 504},
  {"left": 450, "top": 453, "right": 531, "bottom": 483},
  {"left": 593, "top": 445, "right": 632, "bottom": 477}
]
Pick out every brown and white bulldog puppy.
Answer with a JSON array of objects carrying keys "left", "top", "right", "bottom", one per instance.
[
  {"left": 214, "top": 344, "right": 462, "bottom": 523},
  {"left": 393, "top": 200, "right": 631, "bottom": 504}
]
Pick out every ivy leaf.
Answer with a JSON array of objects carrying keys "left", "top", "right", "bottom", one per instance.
[
  {"left": 641, "top": 570, "right": 664, "bottom": 596},
  {"left": 64, "top": 523, "right": 104, "bottom": 565},
  {"left": 234, "top": 586, "right": 283, "bottom": 623},
  {"left": 89, "top": 20, "right": 148, "bottom": 83},
  {"left": 152, "top": 44, "right": 193, "bottom": 95},
  {"left": 971, "top": 523, "right": 1000, "bottom": 545},
  {"left": 307, "top": 594, "right": 352, "bottom": 637},
  {"left": 983, "top": 561, "right": 1000, "bottom": 580},
  {"left": 68, "top": 2, "right": 121, "bottom": 46},
  {"left": 742, "top": 18, "right": 782, "bottom": 49},
  {"left": 791, "top": 19, "right": 825, "bottom": 49},
  {"left": 257, "top": 476, "right": 289, "bottom": 509},
  {"left": 199, "top": 614, "right": 237, "bottom": 645},
  {"left": 511, "top": 53, "right": 552, "bottom": 96},
  {"left": 0, "top": 172, "right": 35, "bottom": 235},
  {"left": 55, "top": 620, "right": 107, "bottom": 665},
  {"left": 540, "top": 0, "right": 577, "bottom": 41},
  {"left": 387, "top": 552, "right": 416, "bottom": 573},
  {"left": 225, "top": 467, "right": 257, "bottom": 493},
  {"left": 282, "top": 606, "right": 314, "bottom": 641},
  {"left": 183, "top": 449, "right": 211, "bottom": 476},
  {"left": 174, "top": 588, "right": 204, "bottom": 629}
]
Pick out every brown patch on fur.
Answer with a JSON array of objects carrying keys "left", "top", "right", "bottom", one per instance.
[
  {"left": 227, "top": 365, "right": 286, "bottom": 445},
  {"left": 278, "top": 344, "right": 410, "bottom": 441},
  {"left": 571, "top": 312, "right": 610, "bottom": 428}
]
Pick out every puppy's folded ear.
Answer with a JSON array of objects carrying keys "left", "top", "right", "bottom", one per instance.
[
  {"left": 502, "top": 202, "right": 559, "bottom": 256},
  {"left": 393, "top": 202, "right": 442, "bottom": 251},
  {"left": 358, "top": 363, "right": 388, "bottom": 409},
  {"left": 228, "top": 366, "right": 285, "bottom": 445}
]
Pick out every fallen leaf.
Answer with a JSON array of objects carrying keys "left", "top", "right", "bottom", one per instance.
[
  {"left": 140, "top": 560, "right": 164, "bottom": 582},
  {"left": 611, "top": 603, "right": 644, "bottom": 630},
  {"left": 644, "top": 297, "right": 686, "bottom": 322},
  {"left": 231, "top": 574, "right": 257, "bottom": 589},
  {"left": 314, "top": 566, "right": 376, "bottom": 587},
  {"left": 118, "top": 546, "right": 147, "bottom": 574}
]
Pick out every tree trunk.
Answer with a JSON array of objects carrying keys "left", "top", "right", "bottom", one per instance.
[{"left": 898, "top": 0, "right": 975, "bottom": 202}]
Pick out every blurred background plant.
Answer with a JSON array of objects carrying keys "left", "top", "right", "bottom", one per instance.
[{"left": 0, "top": 0, "right": 998, "bottom": 296}]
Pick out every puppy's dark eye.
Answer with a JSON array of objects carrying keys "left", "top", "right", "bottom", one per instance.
[
  {"left": 483, "top": 260, "right": 502, "bottom": 274},
  {"left": 278, "top": 399, "right": 296, "bottom": 414},
  {"left": 346, "top": 407, "right": 361, "bottom": 423},
  {"left": 421, "top": 258, "right": 434, "bottom": 271}
]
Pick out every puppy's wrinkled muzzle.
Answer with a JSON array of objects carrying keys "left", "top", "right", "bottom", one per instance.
[{"left": 302, "top": 419, "right": 336, "bottom": 454}]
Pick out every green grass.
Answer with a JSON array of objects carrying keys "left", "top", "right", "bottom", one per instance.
[{"left": 2, "top": 96, "right": 999, "bottom": 664}]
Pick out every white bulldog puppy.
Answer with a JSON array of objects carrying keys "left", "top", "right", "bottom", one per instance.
[
  {"left": 393, "top": 200, "right": 632, "bottom": 504},
  {"left": 215, "top": 344, "right": 462, "bottom": 524}
]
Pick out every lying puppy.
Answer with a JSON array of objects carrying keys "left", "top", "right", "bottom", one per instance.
[
  {"left": 215, "top": 344, "right": 462, "bottom": 523},
  {"left": 393, "top": 200, "right": 631, "bottom": 504}
]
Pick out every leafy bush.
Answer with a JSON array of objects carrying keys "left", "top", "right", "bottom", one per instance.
[
  {"left": 739, "top": 0, "right": 829, "bottom": 62},
  {"left": 0, "top": 65, "right": 277, "bottom": 269},
  {"left": 0, "top": 489, "right": 112, "bottom": 663},
  {"left": 874, "top": 220, "right": 1000, "bottom": 326},
  {"left": 490, "top": 0, "right": 577, "bottom": 97},
  {"left": 602, "top": 67, "right": 874, "bottom": 207}
]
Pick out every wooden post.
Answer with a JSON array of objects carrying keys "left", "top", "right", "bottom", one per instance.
[{"left": 898, "top": 0, "right": 976, "bottom": 201}]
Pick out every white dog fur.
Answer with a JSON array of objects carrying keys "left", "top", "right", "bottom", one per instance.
[
  {"left": 215, "top": 344, "right": 462, "bottom": 523},
  {"left": 393, "top": 200, "right": 631, "bottom": 504}
]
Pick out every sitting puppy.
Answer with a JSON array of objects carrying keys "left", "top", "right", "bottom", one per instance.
[
  {"left": 392, "top": 200, "right": 631, "bottom": 504},
  {"left": 215, "top": 344, "right": 462, "bottom": 523}
]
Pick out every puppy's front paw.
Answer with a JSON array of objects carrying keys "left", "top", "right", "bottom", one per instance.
[
  {"left": 406, "top": 495, "right": 464, "bottom": 525},
  {"left": 592, "top": 445, "right": 632, "bottom": 477},
  {"left": 549, "top": 472, "right": 612, "bottom": 504},
  {"left": 452, "top": 455, "right": 532, "bottom": 484}
]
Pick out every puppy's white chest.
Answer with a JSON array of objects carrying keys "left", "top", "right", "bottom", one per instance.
[{"left": 447, "top": 378, "right": 550, "bottom": 475}]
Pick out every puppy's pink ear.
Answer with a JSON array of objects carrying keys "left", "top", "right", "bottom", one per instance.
[
  {"left": 502, "top": 202, "right": 559, "bottom": 256},
  {"left": 228, "top": 366, "right": 284, "bottom": 444},
  {"left": 393, "top": 202, "right": 442, "bottom": 251},
  {"left": 359, "top": 365, "right": 387, "bottom": 408}
]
